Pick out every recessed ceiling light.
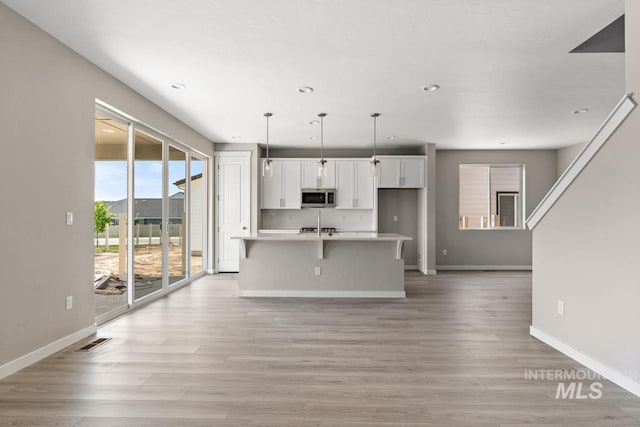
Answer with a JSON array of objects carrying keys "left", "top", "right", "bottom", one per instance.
[
  {"left": 102, "top": 129, "right": 115, "bottom": 134},
  {"left": 422, "top": 84, "right": 440, "bottom": 92},
  {"left": 308, "top": 120, "right": 319, "bottom": 125},
  {"left": 309, "top": 136, "right": 318, "bottom": 140},
  {"left": 231, "top": 136, "right": 241, "bottom": 140},
  {"left": 170, "top": 82, "right": 187, "bottom": 90},
  {"left": 297, "top": 86, "right": 314, "bottom": 93},
  {"left": 386, "top": 136, "right": 396, "bottom": 140},
  {"left": 573, "top": 108, "right": 589, "bottom": 114}
]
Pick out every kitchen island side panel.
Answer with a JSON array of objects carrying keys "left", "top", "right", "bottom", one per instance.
[{"left": 239, "top": 240, "right": 404, "bottom": 295}]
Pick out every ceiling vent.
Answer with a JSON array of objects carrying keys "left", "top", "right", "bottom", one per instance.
[{"left": 570, "top": 15, "right": 624, "bottom": 53}]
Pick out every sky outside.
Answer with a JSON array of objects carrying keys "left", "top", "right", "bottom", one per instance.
[{"left": 95, "top": 160, "right": 204, "bottom": 201}]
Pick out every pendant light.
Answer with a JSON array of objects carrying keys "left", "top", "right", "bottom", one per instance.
[
  {"left": 370, "top": 113, "right": 380, "bottom": 176},
  {"left": 262, "top": 112, "right": 273, "bottom": 177},
  {"left": 317, "top": 113, "right": 328, "bottom": 178}
]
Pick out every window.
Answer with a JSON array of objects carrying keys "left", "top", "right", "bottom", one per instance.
[{"left": 459, "top": 164, "right": 525, "bottom": 230}]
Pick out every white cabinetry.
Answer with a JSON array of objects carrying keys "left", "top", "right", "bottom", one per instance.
[
  {"left": 301, "top": 160, "right": 335, "bottom": 189},
  {"left": 335, "top": 160, "right": 374, "bottom": 209},
  {"left": 261, "top": 160, "right": 301, "bottom": 209},
  {"left": 378, "top": 157, "right": 425, "bottom": 188}
]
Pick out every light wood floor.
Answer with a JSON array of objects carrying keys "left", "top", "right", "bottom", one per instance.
[{"left": 1, "top": 271, "right": 639, "bottom": 426}]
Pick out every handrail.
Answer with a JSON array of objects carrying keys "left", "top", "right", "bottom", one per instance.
[{"left": 526, "top": 93, "right": 637, "bottom": 230}]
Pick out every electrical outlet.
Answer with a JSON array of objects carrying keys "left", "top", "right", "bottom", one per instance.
[
  {"left": 66, "top": 211, "right": 73, "bottom": 226},
  {"left": 557, "top": 300, "right": 565, "bottom": 316},
  {"left": 315, "top": 267, "right": 321, "bottom": 276},
  {"left": 393, "top": 215, "right": 398, "bottom": 222},
  {"left": 66, "top": 296, "right": 73, "bottom": 310},
  {"left": 442, "top": 249, "right": 447, "bottom": 256}
]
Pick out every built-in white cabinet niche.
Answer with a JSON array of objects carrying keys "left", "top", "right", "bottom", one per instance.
[
  {"left": 261, "top": 160, "right": 301, "bottom": 209},
  {"left": 301, "top": 160, "right": 336, "bottom": 189},
  {"left": 377, "top": 157, "right": 425, "bottom": 188},
  {"left": 335, "top": 160, "right": 374, "bottom": 209}
]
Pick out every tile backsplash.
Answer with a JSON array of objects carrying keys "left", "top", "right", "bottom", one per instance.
[{"left": 261, "top": 209, "right": 375, "bottom": 231}]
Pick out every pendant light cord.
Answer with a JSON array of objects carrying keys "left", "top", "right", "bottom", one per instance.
[
  {"left": 371, "top": 113, "right": 380, "bottom": 165},
  {"left": 264, "top": 112, "right": 272, "bottom": 163},
  {"left": 318, "top": 113, "right": 327, "bottom": 165}
]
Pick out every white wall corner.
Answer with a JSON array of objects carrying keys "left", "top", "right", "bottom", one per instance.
[
  {"left": 526, "top": 95, "right": 637, "bottom": 230},
  {"left": 530, "top": 326, "right": 640, "bottom": 399},
  {"left": 0, "top": 323, "right": 97, "bottom": 380}
]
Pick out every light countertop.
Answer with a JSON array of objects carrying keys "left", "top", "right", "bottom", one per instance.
[{"left": 232, "top": 232, "right": 412, "bottom": 241}]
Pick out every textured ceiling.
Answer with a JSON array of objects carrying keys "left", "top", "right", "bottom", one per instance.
[{"left": 3, "top": 0, "right": 625, "bottom": 149}]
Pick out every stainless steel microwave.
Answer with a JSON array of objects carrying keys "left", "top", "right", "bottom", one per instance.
[{"left": 301, "top": 189, "right": 336, "bottom": 208}]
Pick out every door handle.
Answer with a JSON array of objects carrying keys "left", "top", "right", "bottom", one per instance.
[{"left": 242, "top": 226, "right": 247, "bottom": 230}]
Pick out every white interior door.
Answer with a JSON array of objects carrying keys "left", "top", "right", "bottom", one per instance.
[{"left": 216, "top": 153, "right": 251, "bottom": 272}]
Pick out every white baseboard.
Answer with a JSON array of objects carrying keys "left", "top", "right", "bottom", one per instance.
[
  {"left": 530, "top": 326, "right": 640, "bottom": 398},
  {"left": 0, "top": 323, "right": 97, "bottom": 380},
  {"left": 206, "top": 269, "right": 215, "bottom": 274},
  {"left": 427, "top": 269, "right": 437, "bottom": 275},
  {"left": 436, "top": 265, "right": 532, "bottom": 271},
  {"left": 240, "top": 290, "right": 406, "bottom": 298},
  {"left": 404, "top": 265, "right": 418, "bottom": 270}
]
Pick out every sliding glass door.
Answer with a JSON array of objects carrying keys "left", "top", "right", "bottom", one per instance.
[
  {"left": 94, "top": 113, "right": 129, "bottom": 319},
  {"left": 189, "top": 155, "right": 206, "bottom": 275},
  {"left": 133, "top": 130, "right": 165, "bottom": 301},
  {"left": 94, "top": 106, "right": 209, "bottom": 322},
  {"left": 168, "top": 145, "right": 188, "bottom": 284}
]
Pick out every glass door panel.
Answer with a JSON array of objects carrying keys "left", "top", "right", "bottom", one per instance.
[
  {"left": 94, "top": 113, "right": 129, "bottom": 319},
  {"left": 190, "top": 156, "right": 206, "bottom": 275},
  {"left": 134, "top": 129, "right": 164, "bottom": 300},
  {"left": 168, "top": 146, "right": 187, "bottom": 284}
]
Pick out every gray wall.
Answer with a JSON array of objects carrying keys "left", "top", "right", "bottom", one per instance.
[
  {"left": 628, "top": 0, "right": 640, "bottom": 95},
  {"left": 556, "top": 142, "right": 586, "bottom": 178},
  {"left": 378, "top": 189, "right": 418, "bottom": 266},
  {"left": 436, "top": 150, "right": 557, "bottom": 268},
  {"left": 0, "top": 4, "right": 213, "bottom": 367},
  {"left": 531, "top": 0, "right": 640, "bottom": 391},
  {"left": 421, "top": 143, "right": 437, "bottom": 273}
]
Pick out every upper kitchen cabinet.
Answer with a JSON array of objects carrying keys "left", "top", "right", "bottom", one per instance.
[
  {"left": 301, "top": 160, "right": 336, "bottom": 189},
  {"left": 377, "top": 157, "right": 425, "bottom": 188},
  {"left": 261, "top": 160, "right": 301, "bottom": 209},
  {"left": 335, "top": 160, "right": 374, "bottom": 209}
]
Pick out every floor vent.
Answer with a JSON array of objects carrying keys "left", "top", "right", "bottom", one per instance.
[{"left": 77, "top": 337, "right": 111, "bottom": 351}]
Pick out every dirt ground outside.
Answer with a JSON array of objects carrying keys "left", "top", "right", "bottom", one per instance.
[
  {"left": 95, "top": 244, "right": 202, "bottom": 277},
  {"left": 94, "top": 244, "right": 203, "bottom": 316}
]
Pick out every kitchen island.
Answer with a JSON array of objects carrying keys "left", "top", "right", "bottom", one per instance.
[{"left": 232, "top": 232, "right": 411, "bottom": 298}]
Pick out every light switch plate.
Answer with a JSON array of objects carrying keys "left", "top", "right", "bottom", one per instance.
[
  {"left": 66, "top": 211, "right": 73, "bottom": 226},
  {"left": 557, "top": 300, "right": 565, "bottom": 316},
  {"left": 66, "top": 296, "right": 73, "bottom": 310}
]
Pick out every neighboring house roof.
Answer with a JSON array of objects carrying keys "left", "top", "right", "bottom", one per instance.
[{"left": 174, "top": 173, "right": 203, "bottom": 188}]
